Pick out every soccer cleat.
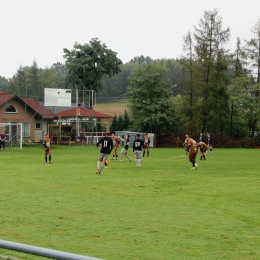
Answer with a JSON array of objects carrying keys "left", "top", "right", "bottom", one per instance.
[
  {"left": 49, "top": 161, "right": 52, "bottom": 164},
  {"left": 96, "top": 168, "right": 101, "bottom": 174},
  {"left": 194, "top": 163, "right": 198, "bottom": 169}
]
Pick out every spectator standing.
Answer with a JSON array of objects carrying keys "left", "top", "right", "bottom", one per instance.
[{"left": 0, "top": 130, "right": 6, "bottom": 151}]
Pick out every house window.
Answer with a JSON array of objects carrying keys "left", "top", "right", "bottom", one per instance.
[
  {"left": 5, "top": 105, "right": 17, "bottom": 113},
  {"left": 23, "top": 123, "right": 30, "bottom": 137},
  {"left": 35, "top": 123, "right": 42, "bottom": 130}
]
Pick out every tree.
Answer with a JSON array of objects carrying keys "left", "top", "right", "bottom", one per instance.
[
  {"left": 40, "top": 67, "right": 56, "bottom": 89},
  {"left": 122, "top": 110, "right": 130, "bottom": 130},
  {"left": 51, "top": 62, "right": 67, "bottom": 89},
  {"left": 228, "top": 38, "right": 248, "bottom": 137},
  {"left": 127, "top": 63, "right": 176, "bottom": 134},
  {"left": 228, "top": 76, "right": 252, "bottom": 138},
  {"left": 27, "top": 60, "right": 41, "bottom": 100},
  {"left": 244, "top": 19, "right": 260, "bottom": 136},
  {"left": 109, "top": 115, "right": 118, "bottom": 133},
  {"left": 193, "top": 9, "right": 230, "bottom": 133},
  {"left": 209, "top": 50, "right": 230, "bottom": 135},
  {"left": 63, "top": 38, "right": 122, "bottom": 93},
  {"left": 245, "top": 19, "right": 260, "bottom": 84},
  {"left": 180, "top": 31, "right": 198, "bottom": 126},
  {"left": 13, "top": 65, "right": 27, "bottom": 96},
  {"left": 129, "top": 55, "right": 153, "bottom": 64},
  {"left": 0, "top": 76, "right": 9, "bottom": 92},
  {"left": 117, "top": 115, "right": 124, "bottom": 131}
]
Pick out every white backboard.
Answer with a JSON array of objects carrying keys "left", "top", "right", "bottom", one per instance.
[{"left": 44, "top": 88, "right": 71, "bottom": 107}]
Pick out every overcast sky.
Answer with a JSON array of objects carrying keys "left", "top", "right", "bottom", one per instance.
[{"left": 1, "top": 0, "right": 259, "bottom": 79}]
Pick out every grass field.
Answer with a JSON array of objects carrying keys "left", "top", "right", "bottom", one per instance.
[
  {"left": 95, "top": 102, "right": 129, "bottom": 116},
  {"left": 1, "top": 146, "right": 260, "bottom": 260}
]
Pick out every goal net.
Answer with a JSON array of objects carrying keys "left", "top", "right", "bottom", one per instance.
[{"left": 0, "top": 123, "right": 23, "bottom": 149}]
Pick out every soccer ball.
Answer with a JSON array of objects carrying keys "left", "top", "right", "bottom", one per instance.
[{"left": 46, "top": 142, "right": 50, "bottom": 147}]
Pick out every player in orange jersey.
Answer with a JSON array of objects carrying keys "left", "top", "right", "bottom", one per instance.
[
  {"left": 43, "top": 133, "right": 52, "bottom": 164},
  {"left": 143, "top": 133, "right": 151, "bottom": 157},
  {"left": 185, "top": 137, "right": 198, "bottom": 170}
]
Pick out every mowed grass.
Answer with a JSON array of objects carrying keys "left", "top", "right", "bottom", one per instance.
[
  {"left": 0, "top": 146, "right": 260, "bottom": 260},
  {"left": 95, "top": 102, "right": 129, "bottom": 116}
]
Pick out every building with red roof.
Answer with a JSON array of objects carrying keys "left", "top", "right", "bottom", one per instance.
[
  {"left": 0, "top": 93, "right": 113, "bottom": 143},
  {"left": 0, "top": 93, "right": 54, "bottom": 141}
]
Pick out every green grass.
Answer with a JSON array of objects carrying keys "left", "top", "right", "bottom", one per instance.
[{"left": 1, "top": 146, "right": 260, "bottom": 260}]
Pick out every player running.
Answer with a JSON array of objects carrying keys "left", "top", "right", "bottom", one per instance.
[
  {"left": 120, "top": 134, "right": 132, "bottom": 161},
  {"left": 96, "top": 131, "right": 113, "bottom": 174},
  {"left": 185, "top": 137, "right": 198, "bottom": 170}
]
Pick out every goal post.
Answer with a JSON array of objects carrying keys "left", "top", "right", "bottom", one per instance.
[{"left": 0, "top": 123, "right": 23, "bottom": 149}]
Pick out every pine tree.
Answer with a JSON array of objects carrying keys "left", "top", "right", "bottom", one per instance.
[
  {"left": 122, "top": 110, "right": 130, "bottom": 130},
  {"left": 109, "top": 115, "right": 118, "bottom": 133}
]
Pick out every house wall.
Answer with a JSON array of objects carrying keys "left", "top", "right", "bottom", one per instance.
[{"left": 0, "top": 99, "right": 36, "bottom": 139}]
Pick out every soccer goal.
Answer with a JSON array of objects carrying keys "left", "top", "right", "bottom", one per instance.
[{"left": 0, "top": 123, "right": 23, "bottom": 149}]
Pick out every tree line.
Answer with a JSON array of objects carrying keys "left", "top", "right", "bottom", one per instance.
[{"left": 1, "top": 9, "right": 260, "bottom": 140}]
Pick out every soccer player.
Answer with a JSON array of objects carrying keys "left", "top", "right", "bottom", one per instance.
[
  {"left": 199, "top": 132, "right": 204, "bottom": 143},
  {"left": 0, "top": 130, "right": 7, "bottom": 151},
  {"left": 43, "top": 133, "right": 52, "bottom": 164},
  {"left": 111, "top": 132, "right": 120, "bottom": 160},
  {"left": 96, "top": 131, "right": 113, "bottom": 174},
  {"left": 120, "top": 134, "right": 132, "bottom": 161},
  {"left": 207, "top": 133, "right": 213, "bottom": 157},
  {"left": 183, "top": 134, "right": 190, "bottom": 155},
  {"left": 133, "top": 133, "right": 144, "bottom": 168},
  {"left": 186, "top": 137, "right": 198, "bottom": 170},
  {"left": 143, "top": 133, "right": 151, "bottom": 157},
  {"left": 196, "top": 142, "right": 208, "bottom": 160}
]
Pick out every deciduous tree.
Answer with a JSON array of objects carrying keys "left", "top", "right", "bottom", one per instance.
[
  {"left": 64, "top": 38, "right": 122, "bottom": 94},
  {"left": 128, "top": 63, "right": 176, "bottom": 134}
]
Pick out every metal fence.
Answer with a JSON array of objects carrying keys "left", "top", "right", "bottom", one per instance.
[{"left": 0, "top": 239, "right": 104, "bottom": 260}]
